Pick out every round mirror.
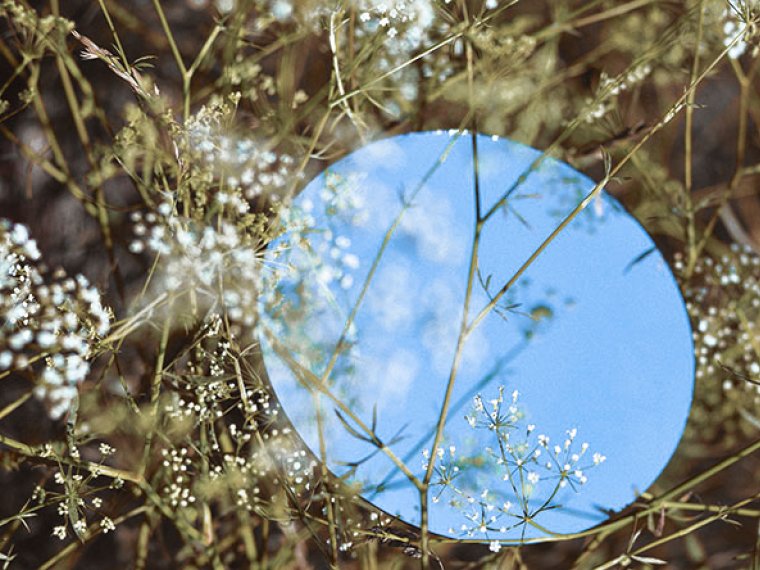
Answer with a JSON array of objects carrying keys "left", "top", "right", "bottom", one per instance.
[{"left": 260, "top": 131, "right": 695, "bottom": 540}]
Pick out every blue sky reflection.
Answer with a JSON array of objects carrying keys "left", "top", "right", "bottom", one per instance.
[{"left": 261, "top": 131, "right": 695, "bottom": 540}]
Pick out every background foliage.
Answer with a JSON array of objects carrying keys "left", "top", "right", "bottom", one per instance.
[{"left": 1, "top": 0, "right": 760, "bottom": 568}]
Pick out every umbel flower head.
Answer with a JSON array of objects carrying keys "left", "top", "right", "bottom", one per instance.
[
  {"left": 429, "top": 386, "right": 605, "bottom": 538},
  {"left": 0, "top": 219, "right": 111, "bottom": 419},
  {"left": 675, "top": 245, "right": 760, "bottom": 443},
  {"left": 128, "top": 203, "right": 269, "bottom": 338}
]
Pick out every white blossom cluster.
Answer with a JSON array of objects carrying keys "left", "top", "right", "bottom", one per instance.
[
  {"left": 261, "top": 172, "right": 363, "bottom": 327},
  {"left": 161, "top": 447, "right": 198, "bottom": 509},
  {"left": 0, "top": 219, "right": 111, "bottom": 419},
  {"left": 675, "top": 245, "right": 760, "bottom": 440},
  {"left": 585, "top": 63, "right": 652, "bottom": 123},
  {"left": 185, "top": 108, "right": 301, "bottom": 202},
  {"left": 355, "top": 0, "right": 505, "bottom": 43},
  {"left": 279, "top": 188, "right": 361, "bottom": 292},
  {"left": 208, "top": 410, "right": 317, "bottom": 505},
  {"left": 348, "top": 0, "right": 455, "bottom": 105},
  {"left": 159, "top": 317, "right": 319, "bottom": 508},
  {"left": 41, "top": 448, "right": 118, "bottom": 542},
  {"left": 164, "top": 319, "right": 254, "bottom": 424},
  {"left": 356, "top": 0, "right": 439, "bottom": 45},
  {"left": 211, "top": 421, "right": 318, "bottom": 512},
  {"left": 427, "top": 386, "right": 604, "bottom": 537},
  {"left": 258, "top": 172, "right": 365, "bottom": 381},
  {"left": 129, "top": 205, "right": 266, "bottom": 336}
]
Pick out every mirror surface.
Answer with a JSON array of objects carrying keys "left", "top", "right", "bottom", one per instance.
[{"left": 260, "top": 131, "right": 695, "bottom": 540}]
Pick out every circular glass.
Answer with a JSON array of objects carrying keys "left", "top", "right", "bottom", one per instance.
[{"left": 260, "top": 131, "right": 695, "bottom": 540}]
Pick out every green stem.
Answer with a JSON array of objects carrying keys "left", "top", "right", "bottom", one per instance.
[{"left": 139, "top": 303, "right": 173, "bottom": 479}]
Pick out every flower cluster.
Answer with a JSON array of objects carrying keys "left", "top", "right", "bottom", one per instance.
[
  {"left": 208, "top": 426, "right": 317, "bottom": 511},
  {"left": 259, "top": 172, "right": 364, "bottom": 366},
  {"left": 585, "top": 63, "right": 652, "bottom": 123},
  {"left": 356, "top": 0, "right": 439, "bottom": 45},
  {"left": 129, "top": 205, "right": 266, "bottom": 337},
  {"left": 36, "top": 451, "right": 118, "bottom": 543},
  {"left": 184, "top": 103, "right": 301, "bottom": 202},
  {"left": 161, "top": 447, "right": 197, "bottom": 509},
  {"left": 428, "top": 386, "right": 604, "bottom": 537},
  {"left": 355, "top": 0, "right": 505, "bottom": 43},
  {"left": 0, "top": 220, "right": 111, "bottom": 419},
  {"left": 346, "top": 0, "right": 458, "bottom": 110},
  {"left": 675, "top": 245, "right": 760, "bottom": 443},
  {"left": 163, "top": 319, "right": 260, "bottom": 425},
  {"left": 159, "top": 316, "right": 319, "bottom": 510},
  {"left": 279, "top": 195, "right": 361, "bottom": 292}
]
